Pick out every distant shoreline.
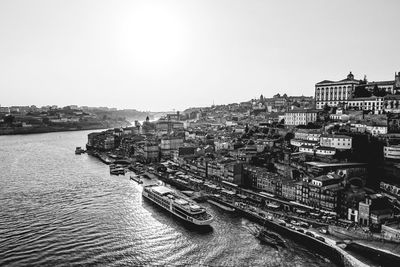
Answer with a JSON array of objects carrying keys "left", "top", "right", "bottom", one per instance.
[{"left": 0, "top": 123, "right": 130, "bottom": 136}]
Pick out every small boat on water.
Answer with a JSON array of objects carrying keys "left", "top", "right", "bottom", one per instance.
[
  {"left": 247, "top": 224, "right": 285, "bottom": 248},
  {"left": 256, "top": 230, "right": 279, "bottom": 247},
  {"left": 110, "top": 164, "right": 126, "bottom": 175},
  {"left": 75, "top": 147, "right": 85, "bottom": 154},
  {"left": 130, "top": 175, "right": 143, "bottom": 184},
  {"left": 257, "top": 228, "right": 286, "bottom": 247}
]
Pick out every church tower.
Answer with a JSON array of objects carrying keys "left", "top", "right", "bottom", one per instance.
[{"left": 395, "top": 72, "right": 400, "bottom": 89}]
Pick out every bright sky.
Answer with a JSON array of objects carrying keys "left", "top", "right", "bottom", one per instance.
[{"left": 0, "top": 0, "right": 399, "bottom": 111}]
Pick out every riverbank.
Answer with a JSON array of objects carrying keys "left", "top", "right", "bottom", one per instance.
[
  {"left": 0, "top": 122, "right": 130, "bottom": 136},
  {"left": 87, "top": 153, "right": 398, "bottom": 266},
  {"left": 138, "top": 169, "right": 366, "bottom": 267}
]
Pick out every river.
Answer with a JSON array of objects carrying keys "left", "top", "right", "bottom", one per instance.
[{"left": 0, "top": 130, "right": 336, "bottom": 266}]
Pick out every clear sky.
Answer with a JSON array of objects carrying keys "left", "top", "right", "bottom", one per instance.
[{"left": 0, "top": 0, "right": 399, "bottom": 111}]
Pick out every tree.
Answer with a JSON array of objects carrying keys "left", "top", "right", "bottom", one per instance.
[
  {"left": 284, "top": 132, "right": 294, "bottom": 141},
  {"left": 42, "top": 117, "right": 50, "bottom": 124},
  {"left": 323, "top": 104, "right": 331, "bottom": 112},
  {"left": 372, "top": 84, "right": 387, "bottom": 97},
  {"left": 4, "top": 115, "right": 15, "bottom": 125},
  {"left": 354, "top": 86, "right": 372, "bottom": 98}
]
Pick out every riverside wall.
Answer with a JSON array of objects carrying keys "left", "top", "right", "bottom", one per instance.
[{"left": 234, "top": 206, "right": 367, "bottom": 267}]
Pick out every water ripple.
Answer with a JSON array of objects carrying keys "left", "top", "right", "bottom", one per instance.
[{"left": 0, "top": 131, "right": 337, "bottom": 266}]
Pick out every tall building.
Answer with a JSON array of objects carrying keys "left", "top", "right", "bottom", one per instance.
[{"left": 315, "top": 72, "right": 360, "bottom": 109}]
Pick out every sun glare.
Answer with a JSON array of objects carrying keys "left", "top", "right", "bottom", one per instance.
[{"left": 119, "top": 3, "right": 186, "bottom": 69}]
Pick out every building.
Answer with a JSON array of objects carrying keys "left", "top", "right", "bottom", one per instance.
[
  {"left": 282, "top": 181, "right": 297, "bottom": 201},
  {"left": 365, "top": 125, "right": 387, "bottom": 136},
  {"left": 315, "top": 72, "right": 360, "bottom": 109},
  {"left": 315, "top": 146, "right": 336, "bottom": 156},
  {"left": 290, "top": 139, "right": 319, "bottom": 147},
  {"left": 160, "top": 136, "right": 184, "bottom": 159},
  {"left": 296, "top": 181, "right": 310, "bottom": 205},
  {"left": 155, "top": 120, "right": 184, "bottom": 135},
  {"left": 86, "top": 131, "right": 115, "bottom": 151},
  {"left": 382, "top": 222, "right": 400, "bottom": 242},
  {"left": 330, "top": 113, "right": 350, "bottom": 122},
  {"left": 244, "top": 165, "right": 281, "bottom": 193},
  {"left": 358, "top": 194, "right": 391, "bottom": 226},
  {"left": 294, "top": 131, "right": 321, "bottom": 141},
  {"left": 315, "top": 71, "right": 400, "bottom": 110},
  {"left": 143, "top": 140, "right": 159, "bottom": 163},
  {"left": 208, "top": 159, "right": 244, "bottom": 185},
  {"left": 308, "top": 174, "right": 343, "bottom": 213},
  {"left": 284, "top": 110, "right": 318, "bottom": 126},
  {"left": 299, "top": 145, "right": 314, "bottom": 154},
  {"left": 383, "top": 145, "right": 400, "bottom": 161},
  {"left": 365, "top": 72, "right": 400, "bottom": 95},
  {"left": 214, "top": 140, "right": 230, "bottom": 151},
  {"left": 384, "top": 95, "right": 400, "bottom": 113},
  {"left": 320, "top": 134, "right": 352, "bottom": 150},
  {"left": 347, "top": 96, "right": 384, "bottom": 114}
]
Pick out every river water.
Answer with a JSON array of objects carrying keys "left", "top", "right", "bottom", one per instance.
[{"left": 0, "top": 130, "right": 336, "bottom": 266}]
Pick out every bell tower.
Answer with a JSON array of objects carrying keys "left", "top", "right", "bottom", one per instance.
[{"left": 395, "top": 72, "right": 400, "bottom": 89}]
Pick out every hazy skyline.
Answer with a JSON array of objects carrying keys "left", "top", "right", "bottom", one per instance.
[{"left": 1, "top": 0, "right": 399, "bottom": 111}]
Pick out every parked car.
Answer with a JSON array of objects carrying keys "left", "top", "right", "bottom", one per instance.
[
  {"left": 305, "top": 231, "right": 315, "bottom": 237},
  {"left": 299, "top": 222, "right": 309, "bottom": 228}
]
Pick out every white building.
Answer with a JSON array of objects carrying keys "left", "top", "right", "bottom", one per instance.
[
  {"left": 294, "top": 131, "right": 321, "bottom": 141},
  {"left": 290, "top": 139, "right": 319, "bottom": 148},
  {"left": 215, "top": 140, "right": 230, "bottom": 151},
  {"left": 366, "top": 125, "right": 387, "bottom": 136},
  {"left": 320, "top": 134, "right": 352, "bottom": 150},
  {"left": 330, "top": 113, "right": 350, "bottom": 122},
  {"left": 347, "top": 97, "right": 384, "bottom": 114},
  {"left": 299, "top": 145, "right": 314, "bottom": 154},
  {"left": 284, "top": 110, "right": 318, "bottom": 126},
  {"left": 315, "top": 146, "right": 336, "bottom": 156},
  {"left": 384, "top": 95, "right": 400, "bottom": 113},
  {"left": 315, "top": 72, "right": 360, "bottom": 109},
  {"left": 384, "top": 145, "right": 400, "bottom": 160},
  {"left": 299, "top": 145, "right": 336, "bottom": 156}
]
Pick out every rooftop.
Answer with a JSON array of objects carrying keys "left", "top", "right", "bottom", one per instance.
[
  {"left": 305, "top": 162, "right": 367, "bottom": 168},
  {"left": 152, "top": 186, "right": 173, "bottom": 196},
  {"left": 320, "top": 134, "right": 351, "bottom": 139}
]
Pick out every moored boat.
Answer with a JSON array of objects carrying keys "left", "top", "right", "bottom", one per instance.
[
  {"left": 142, "top": 185, "right": 214, "bottom": 226},
  {"left": 257, "top": 228, "right": 286, "bottom": 247},
  {"left": 75, "top": 147, "right": 85, "bottom": 154},
  {"left": 256, "top": 231, "right": 279, "bottom": 247},
  {"left": 130, "top": 175, "right": 143, "bottom": 184},
  {"left": 110, "top": 164, "right": 126, "bottom": 175}
]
